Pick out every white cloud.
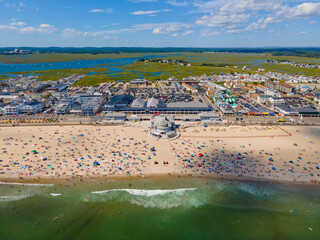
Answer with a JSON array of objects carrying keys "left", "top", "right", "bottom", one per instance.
[
  {"left": 131, "top": 9, "right": 171, "bottom": 15},
  {"left": 62, "top": 28, "right": 92, "bottom": 37},
  {"left": 89, "top": 8, "right": 113, "bottom": 13},
  {"left": 103, "top": 36, "right": 117, "bottom": 39},
  {"left": 193, "top": 0, "right": 320, "bottom": 34},
  {"left": 167, "top": 0, "right": 189, "bottom": 7},
  {"left": 10, "top": 19, "right": 26, "bottom": 27},
  {"left": 193, "top": 0, "right": 281, "bottom": 13},
  {"left": 19, "top": 26, "right": 36, "bottom": 34},
  {"left": 131, "top": 10, "right": 160, "bottom": 15},
  {"left": 196, "top": 13, "right": 250, "bottom": 28},
  {"left": 182, "top": 30, "right": 194, "bottom": 36},
  {"left": 245, "top": 18, "right": 267, "bottom": 31},
  {"left": 227, "top": 29, "right": 242, "bottom": 34},
  {"left": 200, "top": 29, "right": 220, "bottom": 37},
  {"left": 220, "top": 0, "right": 282, "bottom": 13},
  {"left": 152, "top": 23, "right": 189, "bottom": 35},
  {"left": 277, "top": 2, "right": 320, "bottom": 19},
  {"left": 19, "top": 24, "right": 56, "bottom": 34},
  {"left": 61, "top": 28, "right": 121, "bottom": 38},
  {"left": 309, "top": 21, "right": 317, "bottom": 24},
  {"left": 0, "top": 25, "right": 18, "bottom": 31},
  {"left": 0, "top": 20, "right": 56, "bottom": 35}
]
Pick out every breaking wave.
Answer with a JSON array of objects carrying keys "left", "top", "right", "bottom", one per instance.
[
  {"left": 0, "top": 195, "right": 33, "bottom": 202},
  {"left": 0, "top": 182, "right": 54, "bottom": 187},
  {"left": 92, "top": 188, "right": 197, "bottom": 196},
  {"left": 89, "top": 188, "right": 207, "bottom": 209},
  {"left": 49, "top": 193, "right": 61, "bottom": 197}
]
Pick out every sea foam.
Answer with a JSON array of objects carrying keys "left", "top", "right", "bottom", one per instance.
[
  {"left": 50, "top": 193, "right": 61, "bottom": 197},
  {"left": 91, "top": 188, "right": 197, "bottom": 196},
  {"left": 0, "top": 195, "right": 32, "bottom": 202},
  {"left": 0, "top": 182, "right": 54, "bottom": 187},
  {"left": 90, "top": 188, "right": 206, "bottom": 209}
]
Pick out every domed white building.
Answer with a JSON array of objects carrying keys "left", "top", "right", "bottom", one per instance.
[{"left": 149, "top": 114, "right": 178, "bottom": 139}]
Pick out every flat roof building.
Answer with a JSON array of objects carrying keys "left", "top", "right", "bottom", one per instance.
[{"left": 104, "top": 94, "right": 132, "bottom": 108}]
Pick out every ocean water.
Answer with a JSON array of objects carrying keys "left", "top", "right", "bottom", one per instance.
[{"left": 0, "top": 178, "right": 319, "bottom": 240}]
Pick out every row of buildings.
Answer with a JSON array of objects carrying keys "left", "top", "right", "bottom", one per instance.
[{"left": 102, "top": 95, "right": 212, "bottom": 114}]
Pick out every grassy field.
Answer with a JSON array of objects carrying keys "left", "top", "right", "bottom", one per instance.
[
  {"left": 1, "top": 52, "right": 319, "bottom": 86},
  {"left": 173, "top": 52, "right": 320, "bottom": 64}
]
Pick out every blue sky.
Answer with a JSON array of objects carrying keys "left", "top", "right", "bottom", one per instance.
[{"left": 0, "top": 0, "right": 320, "bottom": 47}]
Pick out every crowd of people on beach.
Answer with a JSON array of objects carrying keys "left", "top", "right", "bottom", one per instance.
[{"left": 0, "top": 125, "right": 319, "bottom": 183}]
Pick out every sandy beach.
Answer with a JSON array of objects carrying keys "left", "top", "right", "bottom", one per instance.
[{"left": 0, "top": 124, "right": 319, "bottom": 183}]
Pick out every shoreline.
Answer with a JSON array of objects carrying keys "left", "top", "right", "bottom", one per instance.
[{"left": 1, "top": 172, "right": 319, "bottom": 188}]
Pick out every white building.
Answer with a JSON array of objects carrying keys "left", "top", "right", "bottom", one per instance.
[
  {"left": 19, "top": 102, "right": 43, "bottom": 114},
  {"left": 147, "top": 97, "right": 166, "bottom": 108},
  {"left": 150, "top": 115, "right": 177, "bottom": 139},
  {"left": 131, "top": 98, "right": 146, "bottom": 108},
  {"left": 3, "top": 103, "right": 24, "bottom": 115}
]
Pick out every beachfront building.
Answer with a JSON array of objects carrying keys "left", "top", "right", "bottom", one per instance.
[
  {"left": 55, "top": 98, "right": 74, "bottom": 114},
  {"left": 166, "top": 102, "right": 211, "bottom": 114},
  {"left": 105, "top": 112, "right": 126, "bottom": 121},
  {"left": 3, "top": 103, "right": 24, "bottom": 115},
  {"left": 149, "top": 114, "right": 178, "bottom": 139},
  {"left": 147, "top": 97, "right": 166, "bottom": 108},
  {"left": 19, "top": 102, "right": 43, "bottom": 114},
  {"left": 130, "top": 98, "right": 146, "bottom": 108},
  {"left": 199, "top": 112, "right": 221, "bottom": 122},
  {"left": 104, "top": 94, "right": 132, "bottom": 108}
]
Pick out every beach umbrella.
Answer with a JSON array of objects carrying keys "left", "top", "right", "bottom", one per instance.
[{"left": 269, "top": 158, "right": 273, "bottom": 162}]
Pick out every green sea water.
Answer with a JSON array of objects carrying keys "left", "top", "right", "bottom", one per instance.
[{"left": 0, "top": 178, "right": 319, "bottom": 240}]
